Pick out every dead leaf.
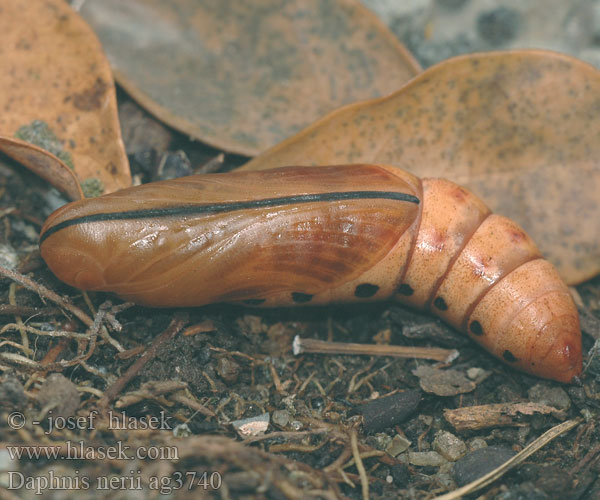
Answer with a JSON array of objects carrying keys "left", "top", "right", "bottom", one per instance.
[
  {"left": 0, "top": 0, "right": 131, "bottom": 197},
  {"left": 79, "top": 0, "right": 420, "bottom": 156},
  {"left": 0, "top": 137, "right": 83, "bottom": 201},
  {"left": 241, "top": 51, "right": 600, "bottom": 285},
  {"left": 412, "top": 365, "right": 476, "bottom": 396}
]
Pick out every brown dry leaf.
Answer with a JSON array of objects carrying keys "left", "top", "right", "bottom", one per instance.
[
  {"left": 241, "top": 50, "right": 600, "bottom": 285},
  {"left": 0, "top": 137, "right": 83, "bottom": 200},
  {"left": 0, "top": 0, "right": 130, "bottom": 197},
  {"left": 412, "top": 366, "right": 476, "bottom": 396},
  {"left": 79, "top": 0, "right": 420, "bottom": 156}
]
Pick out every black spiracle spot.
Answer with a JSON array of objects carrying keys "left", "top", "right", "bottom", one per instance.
[
  {"left": 469, "top": 320, "right": 484, "bottom": 336},
  {"left": 433, "top": 297, "right": 448, "bottom": 311},
  {"left": 291, "top": 292, "right": 313, "bottom": 304},
  {"left": 503, "top": 350, "right": 518, "bottom": 363},
  {"left": 242, "top": 298, "right": 266, "bottom": 306},
  {"left": 397, "top": 283, "right": 414, "bottom": 296},
  {"left": 354, "top": 283, "right": 379, "bottom": 298}
]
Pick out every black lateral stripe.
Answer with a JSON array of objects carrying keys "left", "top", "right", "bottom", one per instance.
[{"left": 40, "top": 190, "right": 420, "bottom": 244}]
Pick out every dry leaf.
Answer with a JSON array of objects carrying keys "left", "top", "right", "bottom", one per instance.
[
  {"left": 241, "top": 51, "right": 600, "bottom": 285},
  {"left": 0, "top": 137, "right": 83, "bottom": 201},
  {"left": 412, "top": 365, "right": 476, "bottom": 396},
  {"left": 79, "top": 0, "right": 420, "bottom": 156},
  {"left": 0, "top": 0, "right": 130, "bottom": 197}
]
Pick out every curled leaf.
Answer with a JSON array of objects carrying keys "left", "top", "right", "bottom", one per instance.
[
  {"left": 242, "top": 51, "right": 600, "bottom": 284},
  {"left": 0, "top": 137, "right": 83, "bottom": 201},
  {"left": 79, "top": 0, "right": 420, "bottom": 156},
  {"left": 0, "top": 0, "right": 131, "bottom": 196}
]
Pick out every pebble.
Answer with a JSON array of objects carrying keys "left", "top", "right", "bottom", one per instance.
[
  {"left": 272, "top": 409, "right": 290, "bottom": 427},
  {"left": 289, "top": 420, "right": 303, "bottom": 431},
  {"left": 231, "top": 413, "right": 270, "bottom": 437},
  {"left": 357, "top": 390, "right": 421, "bottom": 433},
  {"left": 408, "top": 451, "right": 447, "bottom": 467},
  {"left": 453, "top": 446, "right": 515, "bottom": 486},
  {"left": 172, "top": 423, "right": 192, "bottom": 437},
  {"left": 467, "top": 437, "right": 487, "bottom": 452},
  {"left": 386, "top": 434, "right": 412, "bottom": 456},
  {"left": 216, "top": 357, "right": 241, "bottom": 384},
  {"left": 432, "top": 430, "right": 467, "bottom": 461},
  {"left": 527, "top": 383, "right": 571, "bottom": 411},
  {"left": 466, "top": 367, "right": 491, "bottom": 382}
]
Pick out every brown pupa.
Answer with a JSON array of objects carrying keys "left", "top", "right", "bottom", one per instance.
[{"left": 39, "top": 164, "right": 582, "bottom": 383}]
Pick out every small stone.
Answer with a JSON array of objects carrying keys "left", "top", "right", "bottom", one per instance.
[
  {"left": 371, "top": 433, "right": 393, "bottom": 451},
  {"left": 357, "top": 390, "right": 421, "bottom": 432},
  {"left": 436, "top": 463, "right": 456, "bottom": 489},
  {"left": 289, "top": 420, "right": 303, "bottom": 431},
  {"left": 272, "top": 409, "right": 290, "bottom": 427},
  {"left": 408, "top": 451, "right": 447, "bottom": 467},
  {"left": 466, "top": 367, "right": 491, "bottom": 382},
  {"left": 477, "top": 7, "right": 520, "bottom": 45},
  {"left": 453, "top": 446, "right": 515, "bottom": 486},
  {"left": 433, "top": 430, "right": 467, "bottom": 461},
  {"left": 37, "top": 373, "right": 80, "bottom": 418},
  {"left": 172, "top": 423, "right": 192, "bottom": 437},
  {"left": 467, "top": 437, "right": 487, "bottom": 452},
  {"left": 386, "top": 435, "right": 412, "bottom": 456},
  {"left": 216, "top": 357, "right": 241, "bottom": 384},
  {"left": 231, "top": 413, "right": 270, "bottom": 438},
  {"left": 528, "top": 383, "right": 571, "bottom": 411}
]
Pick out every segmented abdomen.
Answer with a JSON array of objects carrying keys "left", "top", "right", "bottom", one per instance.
[{"left": 394, "top": 178, "right": 581, "bottom": 383}]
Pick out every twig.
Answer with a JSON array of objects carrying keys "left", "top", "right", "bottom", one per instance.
[
  {"left": 433, "top": 419, "right": 581, "bottom": 499},
  {"left": 0, "top": 304, "right": 60, "bottom": 316},
  {"left": 171, "top": 392, "right": 217, "bottom": 418},
  {"left": 351, "top": 428, "right": 369, "bottom": 500},
  {"left": 8, "top": 283, "right": 31, "bottom": 355},
  {"left": 0, "top": 264, "right": 94, "bottom": 326},
  {"left": 97, "top": 313, "right": 188, "bottom": 407},
  {"left": 293, "top": 336, "right": 458, "bottom": 362},
  {"left": 444, "top": 402, "right": 565, "bottom": 431},
  {"left": 243, "top": 429, "right": 328, "bottom": 445}
]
